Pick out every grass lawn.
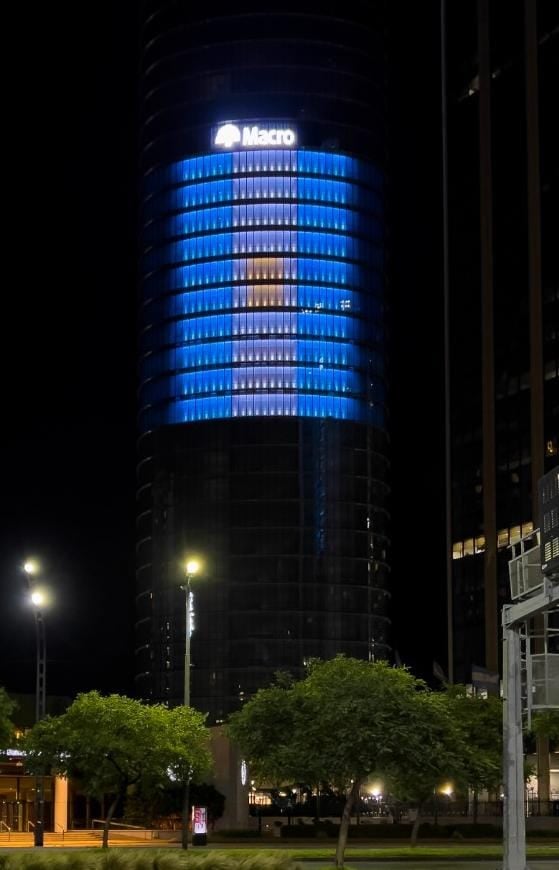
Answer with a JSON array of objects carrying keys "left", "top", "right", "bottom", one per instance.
[{"left": 284, "top": 842, "right": 559, "bottom": 860}]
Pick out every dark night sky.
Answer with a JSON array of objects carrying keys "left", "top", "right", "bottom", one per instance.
[{"left": 0, "top": 3, "right": 446, "bottom": 705}]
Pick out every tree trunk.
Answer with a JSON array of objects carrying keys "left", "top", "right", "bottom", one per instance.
[
  {"left": 410, "top": 805, "right": 422, "bottom": 846},
  {"left": 335, "top": 780, "right": 360, "bottom": 869},
  {"left": 473, "top": 789, "right": 478, "bottom": 824},
  {"left": 537, "top": 734, "right": 550, "bottom": 804},
  {"left": 181, "top": 779, "right": 190, "bottom": 849},
  {"left": 102, "top": 794, "right": 120, "bottom": 849},
  {"left": 85, "top": 795, "right": 91, "bottom": 829}
]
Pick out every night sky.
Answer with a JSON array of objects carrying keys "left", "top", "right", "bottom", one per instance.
[{"left": 0, "top": 3, "right": 446, "bottom": 707}]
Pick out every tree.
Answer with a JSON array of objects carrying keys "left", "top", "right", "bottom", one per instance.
[
  {"left": 446, "top": 685, "right": 503, "bottom": 821},
  {"left": 385, "top": 691, "right": 468, "bottom": 843},
  {"left": 0, "top": 688, "right": 16, "bottom": 751},
  {"left": 531, "top": 710, "right": 559, "bottom": 744},
  {"left": 23, "top": 691, "right": 212, "bottom": 847},
  {"left": 229, "top": 655, "right": 461, "bottom": 868}
]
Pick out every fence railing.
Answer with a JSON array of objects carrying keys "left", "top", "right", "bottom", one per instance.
[{"left": 250, "top": 798, "right": 559, "bottom": 819}]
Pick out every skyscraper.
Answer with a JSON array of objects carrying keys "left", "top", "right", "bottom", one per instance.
[
  {"left": 445, "top": 1, "right": 558, "bottom": 685},
  {"left": 136, "top": 1, "right": 390, "bottom": 722}
]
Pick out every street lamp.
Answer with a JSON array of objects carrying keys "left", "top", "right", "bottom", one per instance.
[
  {"left": 179, "top": 557, "right": 201, "bottom": 849},
  {"left": 23, "top": 560, "right": 47, "bottom": 848},
  {"left": 180, "top": 558, "right": 200, "bottom": 709}
]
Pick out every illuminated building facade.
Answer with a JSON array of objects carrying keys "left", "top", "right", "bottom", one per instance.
[{"left": 136, "top": 1, "right": 390, "bottom": 722}]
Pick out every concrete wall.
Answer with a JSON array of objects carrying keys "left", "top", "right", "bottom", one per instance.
[{"left": 209, "top": 726, "right": 249, "bottom": 830}]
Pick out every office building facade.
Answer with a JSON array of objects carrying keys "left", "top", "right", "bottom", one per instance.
[
  {"left": 446, "top": 1, "right": 558, "bottom": 685},
  {"left": 136, "top": 1, "right": 390, "bottom": 722}
]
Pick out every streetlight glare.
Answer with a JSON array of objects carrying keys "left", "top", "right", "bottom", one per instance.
[
  {"left": 185, "top": 559, "right": 201, "bottom": 576},
  {"left": 31, "top": 590, "right": 46, "bottom": 607},
  {"left": 24, "top": 559, "right": 40, "bottom": 575}
]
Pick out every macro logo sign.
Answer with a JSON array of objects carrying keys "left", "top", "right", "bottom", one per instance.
[
  {"left": 213, "top": 122, "right": 297, "bottom": 149},
  {"left": 214, "top": 123, "right": 242, "bottom": 148}
]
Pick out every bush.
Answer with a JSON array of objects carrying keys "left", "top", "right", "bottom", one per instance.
[
  {"left": 103, "top": 855, "right": 138, "bottom": 870},
  {"left": 0, "top": 853, "right": 302, "bottom": 870},
  {"left": 236, "top": 856, "right": 297, "bottom": 870},
  {"left": 4, "top": 858, "right": 74, "bottom": 870},
  {"left": 151, "top": 856, "right": 184, "bottom": 870}
]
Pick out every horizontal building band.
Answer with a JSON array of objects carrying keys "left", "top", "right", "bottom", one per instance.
[
  {"left": 140, "top": 393, "right": 384, "bottom": 426},
  {"left": 145, "top": 177, "right": 380, "bottom": 216},
  {"left": 143, "top": 229, "right": 380, "bottom": 271},
  {"left": 144, "top": 204, "right": 381, "bottom": 241},
  {"left": 143, "top": 149, "right": 382, "bottom": 193},
  {"left": 141, "top": 339, "right": 385, "bottom": 378},
  {"left": 141, "top": 284, "right": 369, "bottom": 318}
]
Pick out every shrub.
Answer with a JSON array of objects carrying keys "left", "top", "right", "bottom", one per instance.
[
  {"left": 0, "top": 852, "right": 302, "bottom": 870},
  {"left": 238, "top": 856, "right": 298, "bottom": 870},
  {"left": 5, "top": 858, "right": 73, "bottom": 870},
  {"left": 185, "top": 857, "right": 239, "bottom": 870},
  {"left": 125, "top": 856, "right": 153, "bottom": 870},
  {"left": 151, "top": 855, "right": 184, "bottom": 870},
  {"left": 60, "top": 857, "right": 95, "bottom": 870},
  {"left": 100, "top": 853, "right": 136, "bottom": 870}
]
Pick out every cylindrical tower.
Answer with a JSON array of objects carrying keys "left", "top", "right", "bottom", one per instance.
[{"left": 137, "top": 1, "right": 390, "bottom": 722}]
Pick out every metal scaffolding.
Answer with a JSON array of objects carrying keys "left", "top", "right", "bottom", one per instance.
[{"left": 503, "top": 531, "right": 559, "bottom": 870}]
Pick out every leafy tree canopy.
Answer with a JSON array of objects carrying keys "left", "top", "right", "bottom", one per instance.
[
  {"left": 23, "top": 691, "right": 212, "bottom": 846},
  {"left": 0, "top": 688, "right": 16, "bottom": 751},
  {"left": 445, "top": 684, "right": 503, "bottom": 793},
  {"left": 530, "top": 710, "right": 559, "bottom": 744},
  {"left": 229, "top": 656, "right": 465, "bottom": 866}
]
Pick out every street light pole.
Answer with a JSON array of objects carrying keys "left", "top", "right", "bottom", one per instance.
[
  {"left": 179, "top": 558, "right": 200, "bottom": 850},
  {"left": 24, "top": 562, "right": 47, "bottom": 848},
  {"left": 182, "top": 573, "right": 192, "bottom": 711}
]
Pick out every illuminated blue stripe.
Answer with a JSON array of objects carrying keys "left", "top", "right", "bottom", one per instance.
[
  {"left": 145, "top": 258, "right": 364, "bottom": 292},
  {"left": 147, "top": 204, "right": 369, "bottom": 243},
  {"left": 142, "top": 364, "right": 362, "bottom": 405},
  {"left": 144, "top": 230, "right": 372, "bottom": 270},
  {"left": 143, "top": 311, "right": 365, "bottom": 350},
  {"left": 141, "top": 338, "right": 367, "bottom": 379},
  {"left": 142, "top": 285, "right": 367, "bottom": 319},
  {"left": 145, "top": 177, "right": 379, "bottom": 219},
  {"left": 143, "top": 150, "right": 381, "bottom": 190},
  {"left": 141, "top": 393, "right": 367, "bottom": 426}
]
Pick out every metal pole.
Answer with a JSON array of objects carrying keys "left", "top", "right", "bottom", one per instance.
[
  {"left": 35, "top": 609, "right": 46, "bottom": 848},
  {"left": 181, "top": 574, "right": 192, "bottom": 849},
  {"left": 503, "top": 612, "right": 526, "bottom": 870},
  {"left": 440, "top": 0, "right": 454, "bottom": 686},
  {"left": 184, "top": 575, "right": 191, "bottom": 708}
]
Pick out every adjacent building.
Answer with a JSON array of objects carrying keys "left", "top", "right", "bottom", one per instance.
[{"left": 446, "top": 1, "right": 558, "bottom": 685}]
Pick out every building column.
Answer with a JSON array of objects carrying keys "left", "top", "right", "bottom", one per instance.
[{"left": 53, "top": 776, "right": 68, "bottom": 833}]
